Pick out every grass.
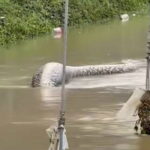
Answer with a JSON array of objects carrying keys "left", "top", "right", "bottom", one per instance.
[{"left": 0, "top": 0, "right": 149, "bottom": 46}]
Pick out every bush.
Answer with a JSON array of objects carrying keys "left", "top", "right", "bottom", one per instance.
[{"left": 0, "top": 0, "right": 149, "bottom": 46}]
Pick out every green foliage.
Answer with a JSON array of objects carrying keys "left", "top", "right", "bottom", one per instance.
[
  {"left": 0, "top": 0, "right": 149, "bottom": 46},
  {"left": 69, "top": 0, "right": 149, "bottom": 25}
]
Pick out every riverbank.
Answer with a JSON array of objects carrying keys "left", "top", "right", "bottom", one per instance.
[{"left": 0, "top": 0, "right": 149, "bottom": 46}]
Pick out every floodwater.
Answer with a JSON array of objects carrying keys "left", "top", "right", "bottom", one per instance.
[{"left": 0, "top": 16, "right": 150, "bottom": 150}]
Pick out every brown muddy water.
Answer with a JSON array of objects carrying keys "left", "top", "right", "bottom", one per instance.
[{"left": 0, "top": 16, "right": 150, "bottom": 150}]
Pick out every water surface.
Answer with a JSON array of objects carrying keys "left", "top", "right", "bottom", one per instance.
[{"left": 0, "top": 16, "right": 150, "bottom": 150}]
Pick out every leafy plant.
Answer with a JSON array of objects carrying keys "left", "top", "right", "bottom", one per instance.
[{"left": 0, "top": 0, "right": 149, "bottom": 46}]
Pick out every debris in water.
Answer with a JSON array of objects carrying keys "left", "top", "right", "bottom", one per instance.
[
  {"left": 120, "top": 14, "right": 129, "bottom": 22},
  {"left": 132, "top": 14, "right": 136, "bottom": 17},
  {"left": 52, "top": 27, "right": 63, "bottom": 39}
]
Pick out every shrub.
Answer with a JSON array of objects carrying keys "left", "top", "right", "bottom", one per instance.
[{"left": 0, "top": 0, "right": 149, "bottom": 45}]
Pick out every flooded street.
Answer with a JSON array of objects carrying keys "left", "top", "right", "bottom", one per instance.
[{"left": 0, "top": 16, "right": 150, "bottom": 150}]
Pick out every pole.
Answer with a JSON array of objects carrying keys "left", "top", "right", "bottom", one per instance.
[
  {"left": 59, "top": 0, "right": 69, "bottom": 150},
  {"left": 61, "top": 0, "right": 69, "bottom": 116},
  {"left": 146, "top": 30, "right": 150, "bottom": 90},
  {"left": 146, "top": 54, "right": 150, "bottom": 90}
]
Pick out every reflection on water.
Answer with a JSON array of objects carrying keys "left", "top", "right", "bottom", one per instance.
[{"left": 0, "top": 16, "right": 150, "bottom": 150}]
